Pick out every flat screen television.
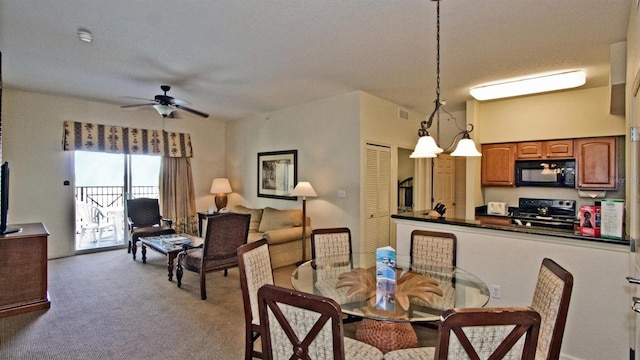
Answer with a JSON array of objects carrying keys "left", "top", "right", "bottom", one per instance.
[{"left": 1, "top": 162, "right": 22, "bottom": 234}]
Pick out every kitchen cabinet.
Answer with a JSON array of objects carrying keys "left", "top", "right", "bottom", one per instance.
[
  {"left": 516, "top": 139, "right": 573, "bottom": 159},
  {"left": 481, "top": 143, "right": 516, "bottom": 186},
  {"left": 575, "top": 137, "right": 617, "bottom": 189}
]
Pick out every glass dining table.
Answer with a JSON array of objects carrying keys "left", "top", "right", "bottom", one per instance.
[{"left": 290, "top": 253, "right": 490, "bottom": 353}]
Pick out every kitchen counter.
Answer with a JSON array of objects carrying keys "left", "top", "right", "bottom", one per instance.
[{"left": 391, "top": 211, "right": 629, "bottom": 246}]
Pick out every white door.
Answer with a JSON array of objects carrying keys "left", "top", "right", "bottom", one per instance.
[
  {"left": 364, "top": 144, "right": 391, "bottom": 253},
  {"left": 433, "top": 154, "right": 455, "bottom": 215}
]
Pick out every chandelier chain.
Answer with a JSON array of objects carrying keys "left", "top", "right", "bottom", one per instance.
[{"left": 436, "top": 0, "right": 440, "bottom": 103}]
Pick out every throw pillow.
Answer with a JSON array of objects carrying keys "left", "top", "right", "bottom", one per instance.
[
  {"left": 231, "top": 205, "right": 263, "bottom": 232},
  {"left": 259, "top": 207, "right": 302, "bottom": 232}
]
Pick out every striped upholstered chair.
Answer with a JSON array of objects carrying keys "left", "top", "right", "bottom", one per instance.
[
  {"left": 257, "top": 284, "right": 383, "bottom": 360},
  {"left": 238, "top": 239, "right": 274, "bottom": 360},
  {"left": 384, "top": 306, "right": 541, "bottom": 360},
  {"left": 531, "top": 258, "right": 573, "bottom": 360}
]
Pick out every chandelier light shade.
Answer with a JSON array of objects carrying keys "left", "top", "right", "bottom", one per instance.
[
  {"left": 153, "top": 104, "right": 177, "bottom": 117},
  {"left": 469, "top": 70, "right": 586, "bottom": 101},
  {"left": 290, "top": 181, "right": 317, "bottom": 263},
  {"left": 210, "top": 178, "right": 232, "bottom": 211},
  {"left": 411, "top": 0, "right": 481, "bottom": 159}
]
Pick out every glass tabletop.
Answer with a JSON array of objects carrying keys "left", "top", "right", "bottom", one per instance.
[{"left": 290, "top": 253, "right": 490, "bottom": 322}]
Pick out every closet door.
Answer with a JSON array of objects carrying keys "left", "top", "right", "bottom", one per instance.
[{"left": 364, "top": 144, "right": 391, "bottom": 253}]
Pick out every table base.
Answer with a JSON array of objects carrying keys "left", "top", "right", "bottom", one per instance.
[{"left": 355, "top": 319, "right": 418, "bottom": 353}]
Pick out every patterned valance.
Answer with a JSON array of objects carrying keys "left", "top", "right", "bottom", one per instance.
[{"left": 62, "top": 121, "right": 193, "bottom": 158}]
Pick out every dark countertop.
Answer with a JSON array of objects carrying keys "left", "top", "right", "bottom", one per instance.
[{"left": 391, "top": 211, "right": 629, "bottom": 246}]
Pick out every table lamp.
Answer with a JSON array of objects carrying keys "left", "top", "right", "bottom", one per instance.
[
  {"left": 290, "top": 181, "right": 317, "bottom": 264},
  {"left": 210, "top": 178, "right": 232, "bottom": 211}
]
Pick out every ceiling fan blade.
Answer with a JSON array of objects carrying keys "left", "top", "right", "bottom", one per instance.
[
  {"left": 175, "top": 104, "right": 209, "bottom": 118},
  {"left": 168, "top": 97, "right": 192, "bottom": 106},
  {"left": 119, "top": 96, "right": 156, "bottom": 102},
  {"left": 120, "top": 103, "right": 155, "bottom": 109}
]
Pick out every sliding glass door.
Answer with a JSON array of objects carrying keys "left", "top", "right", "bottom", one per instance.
[{"left": 74, "top": 151, "right": 160, "bottom": 252}]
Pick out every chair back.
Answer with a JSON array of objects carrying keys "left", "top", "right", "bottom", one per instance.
[
  {"left": 238, "top": 239, "right": 275, "bottom": 327},
  {"left": 202, "top": 213, "right": 250, "bottom": 263},
  {"left": 127, "top": 198, "right": 162, "bottom": 228},
  {"left": 311, "top": 227, "right": 352, "bottom": 259},
  {"left": 258, "top": 284, "right": 346, "bottom": 360},
  {"left": 435, "top": 307, "right": 541, "bottom": 360},
  {"left": 531, "top": 258, "right": 573, "bottom": 360},
  {"left": 410, "top": 230, "right": 457, "bottom": 268}
]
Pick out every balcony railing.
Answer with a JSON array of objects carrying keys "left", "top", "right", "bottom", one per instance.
[{"left": 75, "top": 186, "right": 159, "bottom": 208}]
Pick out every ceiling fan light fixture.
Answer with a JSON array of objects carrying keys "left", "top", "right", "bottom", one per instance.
[
  {"left": 153, "top": 104, "right": 176, "bottom": 117},
  {"left": 469, "top": 70, "right": 586, "bottom": 101}
]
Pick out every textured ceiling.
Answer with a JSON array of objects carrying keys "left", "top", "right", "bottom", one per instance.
[{"left": 0, "top": 0, "right": 631, "bottom": 121}]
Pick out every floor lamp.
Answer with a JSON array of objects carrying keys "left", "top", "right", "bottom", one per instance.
[{"left": 291, "top": 181, "right": 317, "bottom": 264}]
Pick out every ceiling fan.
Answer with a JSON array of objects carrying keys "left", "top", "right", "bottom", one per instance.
[{"left": 120, "top": 85, "right": 209, "bottom": 118}]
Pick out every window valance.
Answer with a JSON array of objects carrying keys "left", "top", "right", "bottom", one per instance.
[{"left": 62, "top": 121, "right": 193, "bottom": 158}]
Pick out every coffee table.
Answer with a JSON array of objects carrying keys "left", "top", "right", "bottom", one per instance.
[{"left": 139, "top": 234, "right": 203, "bottom": 281}]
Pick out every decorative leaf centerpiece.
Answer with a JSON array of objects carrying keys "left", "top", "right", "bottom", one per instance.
[{"left": 335, "top": 266, "right": 443, "bottom": 317}]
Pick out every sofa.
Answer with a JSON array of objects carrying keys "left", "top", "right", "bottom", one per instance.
[{"left": 230, "top": 205, "right": 311, "bottom": 268}]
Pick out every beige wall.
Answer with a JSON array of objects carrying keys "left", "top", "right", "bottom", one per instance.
[
  {"left": 473, "top": 86, "right": 625, "bottom": 144},
  {"left": 226, "top": 92, "right": 363, "bottom": 245},
  {"left": 3, "top": 88, "right": 225, "bottom": 258}
]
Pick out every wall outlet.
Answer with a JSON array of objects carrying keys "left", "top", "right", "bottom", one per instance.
[
  {"left": 491, "top": 284, "right": 502, "bottom": 299},
  {"left": 337, "top": 189, "right": 346, "bottom": 198}
]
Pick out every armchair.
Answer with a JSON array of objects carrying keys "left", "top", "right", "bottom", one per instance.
[
  {"left": 176, "top": 212, "right": 250, "bottom": 300},
  {"left": 126, "top": 198, "right": 175, "bottom": 260}
]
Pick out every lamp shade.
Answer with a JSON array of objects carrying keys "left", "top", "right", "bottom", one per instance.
[
  {"left": 290, "top": 182, "right": 317, "bottom": 198},
  {"left": 451, "top": 138, "right": 482, "bottom": 157},
  {"left": 410, "top": 136, "right": 444, "bottom": 158},
  {"left": 210, "top": 178, "right": 232, "bottom": 194},
  {"left": 153, "top": 104, "right": 176, "bottom": 117}
]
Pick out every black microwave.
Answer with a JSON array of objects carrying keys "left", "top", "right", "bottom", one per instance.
[{"left": 515, "top": 160, "right": 576, "bottom": 188}]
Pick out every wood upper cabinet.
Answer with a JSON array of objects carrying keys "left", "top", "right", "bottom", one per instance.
[
  {"left": 516, "top": 139, "right": 573, "bottom": 159},
  {"left": 575, "top": 137, "right": 617, "bottom": 189},
  {"left": 481, "top": 143, "right": 516, "bottom": 186}
]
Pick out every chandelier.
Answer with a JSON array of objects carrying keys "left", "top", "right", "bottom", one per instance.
[{"left": 410, "top": 0, "right": 481, "bottom": 158}]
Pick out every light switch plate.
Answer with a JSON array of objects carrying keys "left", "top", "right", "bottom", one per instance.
[{"left": 337, "top": 190, "right": 346, "bottom": 198}]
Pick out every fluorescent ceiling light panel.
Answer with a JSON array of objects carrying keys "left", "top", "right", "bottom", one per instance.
[{"left": 469, "top": 70, "right": 586, "bottom": 101}]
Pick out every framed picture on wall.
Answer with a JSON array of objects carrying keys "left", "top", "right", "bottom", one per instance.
[{"left": 257, "top": 150, "right": 298, "bottom": 200}]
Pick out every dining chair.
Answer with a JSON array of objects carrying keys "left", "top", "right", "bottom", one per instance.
[
  {"left": 176, "top": 212, "right": 250, "bottom": 300},
  {"left": 126, "top": 197, "right": 175, "bottom": 260},
  {"left": 238, "top": 239, "right": 274, "bottom": 360},
  {"left": 410, "top": 230, "right": 457, "bottom": 268},
  {"left": 310, "top": 227, "right": 362, "bottom": 323},
  {"left": 383, "top": 306, "right": 541, "bottom": 360},
  {"left": 311, "top": 227, "right": 353, "bottom": 258},
  {"left": 410, "top": 230, "right": 457, "bottom": 313},
  {"left": 258, "top": 284, "right": 384, "bottom": 360},
  {"left": 530, "top": 258, "right": 573, "bottom": 360}
]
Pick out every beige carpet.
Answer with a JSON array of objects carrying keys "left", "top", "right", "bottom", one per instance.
[{"left": 0, "top": 249, "right": 435, "bottom": 359}]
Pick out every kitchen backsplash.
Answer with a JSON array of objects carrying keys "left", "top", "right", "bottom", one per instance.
[{"left": 483, "top": 185, "right": 625, "bottom": 216}]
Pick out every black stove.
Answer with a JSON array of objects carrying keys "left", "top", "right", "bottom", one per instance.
[{"left": 512, "top": 198, "right": 577, "bottom": 230}]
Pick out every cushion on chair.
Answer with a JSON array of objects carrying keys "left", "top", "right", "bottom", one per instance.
[
  {"left": 179, "top": 248, "right": 239, "bottom": 273},
  {"left": 258, "top": 207, "right": 302, "bottom": 232},
  {"left": 383, "top": 346, "right": 435, "bottom": 360},
  {"left": 130, "top": 226, "right": 175, "bottom": 240}
]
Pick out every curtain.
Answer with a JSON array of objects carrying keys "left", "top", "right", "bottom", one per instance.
[
  {"left": 63, "top": 121, "right": 193, "bottom": 157},
  {"left": 160, "top": 157, "right": 197, "bottom": 235}
]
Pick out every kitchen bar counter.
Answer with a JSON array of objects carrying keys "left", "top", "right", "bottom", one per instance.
[{"left": 391, "top": 211, "right": 629, "bottom": 246}]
